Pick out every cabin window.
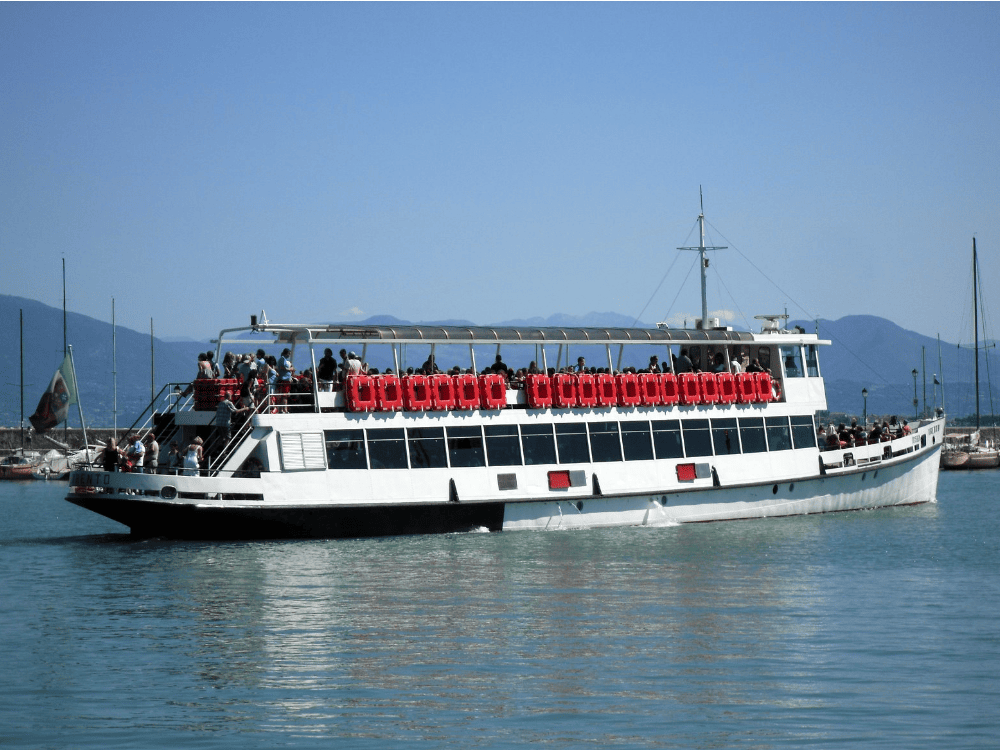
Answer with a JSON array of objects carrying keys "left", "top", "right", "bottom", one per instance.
[
  {"left": 408, "top": 427, "right": 448, "bottom": 469},
  {"left": 651, "top": 420, "right": 683, "bottom": 459},
  {"left": 621, "top": 421, "right": 654, "bottom": 461},
  {"left": 765, "top": 416, "right": 793, "bottom": 451},
  {"left": 485, "top": 424, "right": 522, "bottom": 466},
  {"left": 805, "top": 345, "right": 820, "bottom": 377},
  {"left": 324, "top": 429, "right": 367, "bottom": 470},
  {"left": 681, "top": 419, "right": 713, "bottom": 458},
  {"left": 588, "top": 422, "right": 623, "bottom": 463},
  {"left": 556, "top": 422, "right": 591, "bottom": 464},
  {"left": 447, "top": 426, "right": 486, "bottom": 468},
  {"left": 366, "top": 428, "right": 409, "bottom": 469},
  {"left": 711, "top": 418, "right": 741, "bottom": 455},
  {"left": 791, "top": 415, "right": 817, "bottom": 449},
  {"left": 739, "top": 417, "right": 767, "bottom": 454},
  {"left": 780, "top": 346, "right": 803, "bottom": 378},
  {"left": 521, "top": 424, "right": 557, "bottom": 465}
]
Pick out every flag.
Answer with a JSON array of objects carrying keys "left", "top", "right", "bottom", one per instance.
[{"left": 29, "top": 354, "right": 78, "bottom": 433}]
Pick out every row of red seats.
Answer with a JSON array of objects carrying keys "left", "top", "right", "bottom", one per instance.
[
  {"left": 525, "top": 371, "right": 777, "bottom": 408},
  {"left": 193, "top": 378, "right": 242, "bottom": 410},
  {"left": 345, "top": 373, "right": 508, "bottom": 413},
  {"left": 343, "top": 371, "right": 779, "bottom": 413}
]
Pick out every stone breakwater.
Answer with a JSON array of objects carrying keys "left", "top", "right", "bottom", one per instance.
[{"left": 0, "top": 428, "right": 120, "bottom": 454}]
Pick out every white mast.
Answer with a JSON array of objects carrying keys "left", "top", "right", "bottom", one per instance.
[{"left": 677, "top": 187, "right": 726, "bottom": 327}]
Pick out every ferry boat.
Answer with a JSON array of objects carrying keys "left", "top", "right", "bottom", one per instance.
[{"left": 65, "top": 214, "right": 945, "bottom": 540}]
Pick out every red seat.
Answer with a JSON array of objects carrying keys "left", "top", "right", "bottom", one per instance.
[
  {"left": 525, "top": 374, "right": 553, "bottom": 408},
  {"left": 575, "top": 373, "right": 598, "bottom": 408},
  {"left": 429, "top": 373, "right": 456, "bottom": 410},
  {"left": 402, "top": 374, "right": 432, "bottom": 411},
  {"left": 616, "top": 372, "right": 641, "bottom": 407},
  {"left": 345, "top": 374, "right": 377, "bottom": 412},
  {"left": 552, "top": 373, "right": 577, "bottom": 408},
  {"left": 478, "top": 373, "right": 507, "bottom": 409},
  {"left": 453, "top": 374, "right": 479, "bottom": 410},
  {"left": 754, "top": 372, "right": 774, "bottom": 403},
  {"left": 699, "top": 373, "right": 720, "bottom": 404},
  {"left": 678, "top": 372, "right": 701, "bottom": 405},
  {"left": 660, "top": 373, "right": 679, "bottom": 406},
  {"left": 595, "top": 373, "right": 617, "bottom": 407},
  {"left": 639, "top": 373, "right": 663, "bottom": 406},
  {"left": 735, "top": 372, "right": 757, "bottom": 404},
  {"left": 376, "top": 374, "right": 403, "bottom": 412},
  {"left": 717, "top": 372, "right": 737, "bottom": 404}
]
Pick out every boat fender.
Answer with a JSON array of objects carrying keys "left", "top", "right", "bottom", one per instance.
[{"left": 771, "top": 380, "right": 782, "bottom": 401}]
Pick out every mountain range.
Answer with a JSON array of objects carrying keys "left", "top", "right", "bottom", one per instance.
[{"left": 2, "top": 294, "right": 995, "bottom": 428}]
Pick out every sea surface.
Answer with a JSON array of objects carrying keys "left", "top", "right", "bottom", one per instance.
[{"left": 1, "top": 474, "right": 998, "bottom": 749}]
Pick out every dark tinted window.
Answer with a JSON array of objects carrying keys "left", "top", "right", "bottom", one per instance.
[
  {"left": 682, "top": 418, "right": 713, "bottom": 457},
  {"left": 367, "top": 428, "right": 409, "bottom": 469},
  {"left": 556, "top": 422, "right": 590, "bottom": 464},
  {"left": 408, "top": 427, "right": 448, "bottom": 469},
  {"left": 766, "top": 416, "right": 793, "bottom": 451},
  {"left": 739, "top": 417, "right": 767, "bottom": 454},
  {"left": 621, "top": 421, "right": 653, "bottom": 461},
  {"left": 791, "top": 415, "right": 817, "bottom": 449},
  {"left": 447, "top": 425, "right": 485, "bottom": 468},
  {"left": 521, "top": 424, "right": 556, "bottom": 465},
  {"left": 588, "top": 422, "right": 622, "bottom": 462},
  {"left": 485, "top": 424, "right": 522, "bottom": 466},
  {"left": 651, "top": 420, "right": 683, "bottom": 459},
  {"left": 325, "top": 429, "right": 367, "bottom": 469},
  {"left": 711, "top": 418, "right": 741, "bottom": 455}
]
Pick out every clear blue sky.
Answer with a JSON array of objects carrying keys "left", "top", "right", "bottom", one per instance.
[{"left": 3, "top": 3, "right": 998, "bottom": 344}]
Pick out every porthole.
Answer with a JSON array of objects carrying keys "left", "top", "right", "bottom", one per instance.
[
  {"left": 861, "top": 473, "right": 866, "bottom": 481},
  {"left": 160, "top": 485, "right": 177, "bottom": 500},
  {"left": 788, "top": 483, "right": 795, "bottom": 492},
  {"left": 772, "top": 484, "right": 778, "bottom": 495},
  {"left": 576, "top": 501, "right": 584, "bottom": 512},
  {"left": 873, "top": 470, "right": 878, "bottom": 479}
]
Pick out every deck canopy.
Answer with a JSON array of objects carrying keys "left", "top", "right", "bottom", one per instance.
[{"left": 219, "top": 323, "right": 763, "bottom": 347}]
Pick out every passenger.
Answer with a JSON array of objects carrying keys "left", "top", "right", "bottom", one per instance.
[
  {"left": 902, "top": 420, "right": 911, "bottom": 435},
  {"left": 196, "top": 353, "right": 213, "bottom": 379},
  {"left": 214, "top": 394, "right": 248, "bottom": 445},
  {"left": 711, "top": 353, "right": 726, "bottom": 373},
  {"left": 339, "top": 349, "right": 350, "bottom": 378},
  {"left": 255, "top": 349, "right": 267, "bottom": 372},
  {"left": 420, "top": 354, "right": 438, "bottom": 375},
  {"left": 167, "top": 441, "right": 182, "bottom": 475},
  {"left": 674, "top": 349, "right": 693, "bottom": 373},
  {"left": 348, "top": 352, "right": 363, "bottom": 376},
  {"left": 576, "top": 357, "right": 586, "bottom": 373},
  {"left": 826, "top": 432, "right": 842, "bottom": 450},
  {"left": 491, "top": 354, "right": 510, "bottom": 376},
  {"left": 317, "top": 348, "right": 337, "bottom": 389},
  {"left": 101, "top": 438, "right": 122, "bottom": 473},
  {"left": 144, "top": 432, "right": 160, "bottom": 474},
  {"left": 183, "top": 436, "right": 204, "bottom": 477},
  {"left": 648, "top": 356, "right": 661, "bottom": 373},
  {"left": 528, "top": 361, "right": 540, "bottom": 375},
  {"left": 222, "top": 352, "right": 238, "bottom": 378},
  {"left": 746, "top": 358, "right": 765, "bottom": 373},
  {"left": 888, "top": 415, "right": 902, "bottom": 437},
  {"left": 124, "top": 434, "right": 145, "bottom": 473},
  {"left": 276, "top": 348, "right": 295, "bottom": 413},
  {"left": 206, "top": 351, "right": 221, "bottom": 378}
]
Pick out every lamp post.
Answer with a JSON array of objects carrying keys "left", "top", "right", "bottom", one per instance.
[
  {"left": 912, "top": 369, "right": 919, "bottom": 419},
  {"left": 862, "top": 388, "right": 868, "bottom": 428}
]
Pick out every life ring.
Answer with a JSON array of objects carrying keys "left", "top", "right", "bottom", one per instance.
[{"left": 771, "top": 380, "right": 782, "bottom": 401}]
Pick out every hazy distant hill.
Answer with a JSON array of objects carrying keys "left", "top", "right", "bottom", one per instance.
[{"left": 2, "top": 295, "right": 996, "bottom": 426}]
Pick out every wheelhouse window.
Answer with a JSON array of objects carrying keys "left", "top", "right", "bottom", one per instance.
[
  {"left": 556, "top": 422, "right": 590, "bottom": 464},
  {"left": 621, "top": 421, "right": 654, "bottom": 461},
  {"left": 651, "top": 420, "right": 683, "bottom": 459},
  {"left": 765, "top": 416, "right": 793, "bottom": 451},
  {"left": 791, "top": 416, "right": 817, "bottom": 449},
  {"left": 711, "top": 418, "right": 741, "bottom": 456},
  {"left": 367, "top": 428, "right": 409, "bottom": 469},
  {"left": 485, "top": 424, "right": 522, "bottom": 466},
  {"left": 325, "top": 429, "right": 367, "bottom": 469},
  {"left": 521, "top": 424, "right": 556, "bottom": 466},
  {"left": 780, "top": 346, "right": 803, "bottom": 378},
  {"left": 408, "top": 427, "right": 448, "bottom": 469},
  {"left": 447, "top": 426, "right": 486, "bottom": 468},
  {"left": 739, "top": 417, "right": 767, "bottom": 454},
  {"left": 588, "top": 422, "right": 623, "bottom": 463},
  {"left": 805, "top": 345, "right": 820, "bottom": 377},
  {"left": 681, "top": 419, "right": 713, "bottom": 458}
]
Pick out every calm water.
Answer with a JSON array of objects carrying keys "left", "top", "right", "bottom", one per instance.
[{"left": 1, "top": 474, "right": 998, "bottom": 749}]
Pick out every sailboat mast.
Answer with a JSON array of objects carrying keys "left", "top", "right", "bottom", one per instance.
[{"left": 974, "top": 237, "right": 980, "bottom": 429}]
